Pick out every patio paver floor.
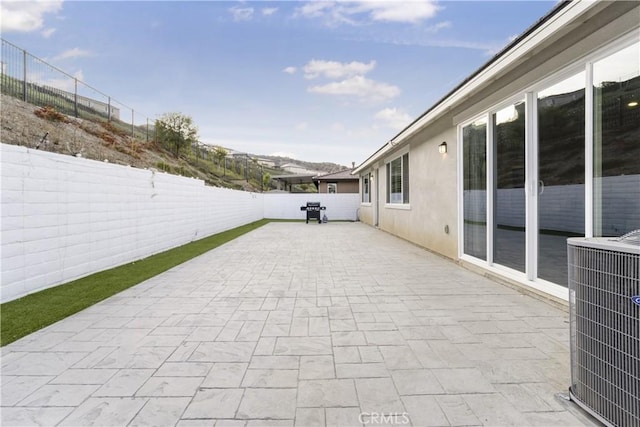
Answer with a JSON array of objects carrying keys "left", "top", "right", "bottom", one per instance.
[{"left": 1, "top": 222, "right": 598, "bottom": 426}]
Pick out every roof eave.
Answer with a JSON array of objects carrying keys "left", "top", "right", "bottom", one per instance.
[{"left": 353, "top": 0, "right": 597, "bottom": 176}]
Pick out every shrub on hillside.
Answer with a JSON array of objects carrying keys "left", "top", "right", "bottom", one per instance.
[{"left": 34, "top": 106, "right": 69, "bottom": 123}]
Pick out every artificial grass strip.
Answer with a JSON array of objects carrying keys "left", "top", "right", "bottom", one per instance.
[{"left": 0, "top": 219, "right": 270, "bottom": 346}]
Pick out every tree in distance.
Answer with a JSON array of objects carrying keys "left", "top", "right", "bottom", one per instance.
[
  {"left": 214, "top": 146, "right": 228, "bottom": 165},
  {"left": 263, "top": 172, "right": 271, "bottom": 189},
  {"left": 155, "top": 112, "right": 198, "bottom": 157}
]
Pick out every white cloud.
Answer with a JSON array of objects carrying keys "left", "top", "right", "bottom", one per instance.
[
  {"left": 427, "top": 21, "right": 451, "bottom": 33},
  {"left": 355, "top": 19, "right": 506, "bottom": 55},
  {"left": 308, "top": 75, "right": 400, "bottom": 102},
  {"left": 300, "top": 59, "right": 398, "bottom": 102},
  {"left": 54, "top": 48, "right": 91, "bottom": 61},
  {"left": 303, "top": 59, "right": 376, "bottom": 80},
  {"left": 385, "top": 35, "right": 505, "bottom": 56},
  {"left": 283, "top": 66, "right": 297, "bottom": 74},
  {"left": 229, "top": 6, "right": 254, "bottom": 22},
  {"left": 295, "top": 0, "right": 440, "bottom": 26},
  {"left": 295, "top": 122, "right": 308, "bottom": 130},
  {"left": 360, "top": 1, "right": 440, "bottom": 23},
  {"left": 374, "top": 107, "right": 412, "bottom": 130},
  {"left": 262, "top": 7, "right": 278, "bottom": 16},
  {"left": 1, "top": 0, "right": 63, "bottom": 32},
  {"left": 42, "top": 27, "right": 56, "bottom": 38},
  {"left": 295, "top": 2, "right": 339, "bottom": 20}
]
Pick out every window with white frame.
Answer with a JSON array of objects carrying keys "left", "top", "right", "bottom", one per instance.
[
  {"left": 327, "top": 183, "right": 337, "bottom": 193},
  {"left": 361, "top": 173, "right": 370, "bottom": 203},
  {"left": 386, "top": 153, "right": 409, "bottom": 204}
]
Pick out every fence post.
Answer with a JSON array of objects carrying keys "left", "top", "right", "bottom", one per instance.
[
  {"left": 22, "top": 48, "right": 27, "bottom": 102},
  {"left": 74, "top": 78, "right": 78, "bottom": 118},
  {"left": 146, "top": 117, "right": 149, "bottom": 142},
  {"left": 131, "top": 110, "right": 135, "bottom": 137},
  {"left": 108, "top": 96, "right": 112, "bottom": 121}
]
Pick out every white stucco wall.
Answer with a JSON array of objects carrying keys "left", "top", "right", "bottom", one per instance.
[{"left": 358, "top": 127, "right": 459, "bottom": 260}]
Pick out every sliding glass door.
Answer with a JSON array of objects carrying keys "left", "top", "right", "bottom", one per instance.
[
  {"left": 493, "top": 101, "right": 526, "bottom": 273},
  {"left": 536, "top": 72, "right": 585, "bottom": 285},
  {"left": 593, "top": 43, "right": 640, "bottom": 237},
  {"left": 460, "top": 38, "right": 638, "bottom": 292},
  {"left": 462, "top": 119, "right": 487, "bottom": 261}
]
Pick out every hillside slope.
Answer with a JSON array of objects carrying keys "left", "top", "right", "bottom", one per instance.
[{"left": 0, "top": 94, "right": 346, "bottom": 191}]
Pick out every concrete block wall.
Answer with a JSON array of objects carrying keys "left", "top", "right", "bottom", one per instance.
[
  {"left": 1, "top": 144, "right": 361, "bottom": 303},
  {"left": 1, "top": 144, "right": 264, "bottom": 303},
  {"left": 264, "top": 193, "right": 361, "bottom": 221},
  {"left": 596, "top": 175, "right": 640, "bottom": 237},
  {"left": 463, "top": 175, "right": 639, "bottom": 235}
]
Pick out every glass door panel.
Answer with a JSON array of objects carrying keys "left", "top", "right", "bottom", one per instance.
[
  {"left": 493, "top": 101, "right": 526, "bottom": 272},
  {"left": 593, "top": 42, "right": 640, "bottom": 237},
  {"left": 537, "top": 72, "right": 585, "bottom": 286},
  {"left": 463, "top": 119, "right": 488, "bottom": 260}
]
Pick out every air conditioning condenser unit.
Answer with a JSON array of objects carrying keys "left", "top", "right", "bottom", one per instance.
[{"left": 568, "top": 233, "right": 640, "bottom": 427}]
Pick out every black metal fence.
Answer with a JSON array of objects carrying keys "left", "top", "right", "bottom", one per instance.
[
  {"left": 1, "top": 38, "right": 153, "bottom": 141},
  {"left": 1, "top": 38, "right": 273, "bottom": 191}
]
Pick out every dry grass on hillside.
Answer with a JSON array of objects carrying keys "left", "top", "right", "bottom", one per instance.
[{"left": 0, "top": 94, "right": 211, "bottom": 181}]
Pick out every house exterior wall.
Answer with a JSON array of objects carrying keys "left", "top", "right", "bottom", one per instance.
[
  {"left": 404, "top": 128, "right": 458, "bottom": 259},
  {"left": 359, "top": 127, "right": 458, "bottom": 259},
  {"left": 318, "top": 180, "right": 359, "bottom": 194},
  {"left": 358, "top": 206, "right": 373, "bottom": 224},
  {"left": 356, "top": 1, "right": 639, "bottom": 299}
]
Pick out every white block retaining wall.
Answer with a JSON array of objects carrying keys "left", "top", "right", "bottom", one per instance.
[
  {"left": 463, "top": 175, "right": 639, "bottom": 235},
  {"left": 1, "top": 144, "right": 265, "bottom": 302},
  {"left": 1, "top": 144, "right": 360, "bottom": 303},
  {"left": 263, "top": 193, "right": 361, "bottom": 221}
]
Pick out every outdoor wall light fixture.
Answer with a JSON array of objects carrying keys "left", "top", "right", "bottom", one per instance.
[{"left": 438, "top": 141, "right": 447, "bottom": 154}]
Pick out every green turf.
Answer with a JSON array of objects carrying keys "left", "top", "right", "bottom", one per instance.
[{"left": 0, "top": 219, "right": 270, "bottom": 346}]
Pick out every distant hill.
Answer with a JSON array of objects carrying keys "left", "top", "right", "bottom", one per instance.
[
  {"left": 222, "top": 150, "right": 349, "bottom": 175},
  {"left": 255, "top": 155, "right": 350, "bottom": 174}
]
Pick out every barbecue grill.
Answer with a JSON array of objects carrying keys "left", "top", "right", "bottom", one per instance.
[{"left": 300, "top": 202, "right": 326, "bottom": 224}]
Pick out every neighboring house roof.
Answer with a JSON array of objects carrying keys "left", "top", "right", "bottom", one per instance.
[
  {"left": 313, "top": 169, "right": 357, "bottom": 181},
  {"left": 353, "top": 0, "right": 580, "bottom": 174},
  {"left": 271, "top": 174, "right": 316, "bottom": 185}
]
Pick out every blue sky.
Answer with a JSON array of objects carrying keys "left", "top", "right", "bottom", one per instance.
[{"left": 2, "top": 1, "right": 556, "bottom": 167}]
